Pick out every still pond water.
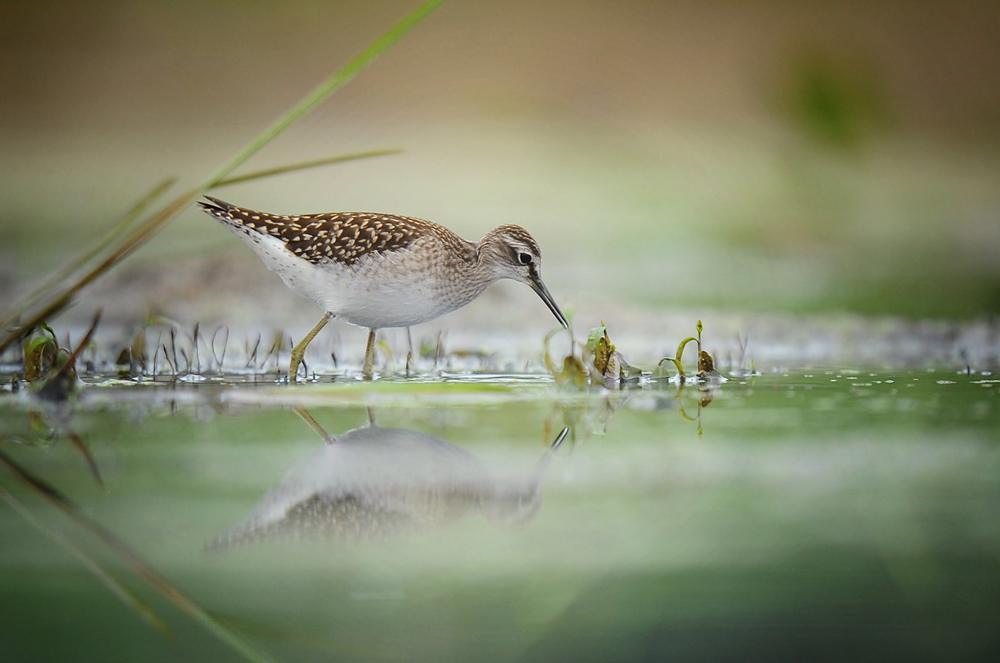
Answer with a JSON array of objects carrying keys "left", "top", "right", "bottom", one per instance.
[{"left": 1, "top": 368, "right": 998, "bottom": 662}]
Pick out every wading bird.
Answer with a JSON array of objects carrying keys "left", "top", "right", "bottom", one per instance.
[{"left": 199, "top": 197, "right": 567, "bottom": 378}]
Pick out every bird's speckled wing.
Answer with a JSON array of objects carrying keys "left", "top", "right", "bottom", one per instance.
[{"left": 199, "top": 196, "right": 447, "bottom": 266}]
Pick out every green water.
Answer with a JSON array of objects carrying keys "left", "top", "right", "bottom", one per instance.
[{"left": 1, "top": 370, "right": 999, "bottom": 662}]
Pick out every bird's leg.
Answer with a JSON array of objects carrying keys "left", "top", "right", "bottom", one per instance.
[
  {"left": 293, "top": 406, "right": 334, "bottom": 443},
  {"left": 405, "top": 326, "right": 413, "bottom": 376},
  {"left": 289, "top": 312, "right": 333, "bottom": 381},
  {"left": 362, "top": 328, "right": 377, "bottom": 379}
]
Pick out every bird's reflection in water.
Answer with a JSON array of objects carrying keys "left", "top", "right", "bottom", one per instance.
[{"left": 208, "top": 409, "right": 567, "bottom": 550}]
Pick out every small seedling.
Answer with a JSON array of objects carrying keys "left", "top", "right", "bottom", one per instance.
[
  {"left": 545, "top": 320, "right": 644, "bottom": 388},
  {"left": 22, "top": 325, "right": 60, "bottom": 382},
  {"left": 19, "top": 312, "right": 101, "bottom": 400},
  {"left": 658, "top": 319, "right": 719, "bottom": 382}
]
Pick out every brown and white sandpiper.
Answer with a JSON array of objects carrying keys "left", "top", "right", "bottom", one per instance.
[{"left": 198, "top": 196, "right": 568, "bottom": 378}]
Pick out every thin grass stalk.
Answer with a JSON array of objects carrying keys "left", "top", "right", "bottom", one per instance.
[
  {"left": 152, "top": 337, "right": 161, "bottom": 376},
  {"left": 169, "top": 328, "right": 179, "bottom": 374},
  {"left": 211, "top": 325, "right": 229, "bottom": 373},
  {"left": 200, "top": 0, "right": 442, "bottom": 189},
  {"left": 0, "top": 178, "right": 176, "bottom": 333},
  {"left": 0, "top": 0, "right": 443, "bottom": 354},
  {"left": 214, "top": 148, "right": 401, "bottom": 187},
  {"left": 160, "top": 344, "right": 176, "bottom": 375},
  {"left": 246, "top": 334, "right": 261, "bottom": 370},
  {"left": 192, "top": 323, "right": 201, "bottom": 375}
]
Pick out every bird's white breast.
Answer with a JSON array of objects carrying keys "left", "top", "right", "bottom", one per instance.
[{"left": 231, "top": 228, "right": 482, "bottom": 329}]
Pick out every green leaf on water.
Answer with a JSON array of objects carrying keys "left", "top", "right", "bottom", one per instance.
[
  {"left": 586, "top": 323, "right": 617, "bottom": 376},
  {"left": 23, "top": 333, "right": 58, "bottom": 381},
  {"left": 586, "top": 322, "right": 606, "bottom": 354}
]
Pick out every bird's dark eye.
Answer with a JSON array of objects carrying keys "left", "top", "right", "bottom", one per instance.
[{"left": 518, "top": 252, "right": 533, "bottom": 265}]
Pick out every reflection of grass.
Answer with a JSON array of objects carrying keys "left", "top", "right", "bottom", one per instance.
[
  {"left": 0, "top": 446, "right": 279, "bottom": 663},
  {"left": 0, "top": 487, "right": 169, "bottom": 635}
]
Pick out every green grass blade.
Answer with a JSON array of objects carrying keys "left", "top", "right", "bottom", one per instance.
[
  {"left": 203, "top": 0, "right": 443, "bottom": 188},
  {"left": 0, "top": 0, "right": 443, "bottom": 354},
  {"left": 0, "top": 193, "right": 194, "bottom": 354},
  {"left": 215, "top": 148, "right": 402, "bottom": 188}
]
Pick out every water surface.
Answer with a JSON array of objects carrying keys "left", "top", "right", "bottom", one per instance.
[{"left": 1, "top": 369, "right": 998, "bottom": 661}]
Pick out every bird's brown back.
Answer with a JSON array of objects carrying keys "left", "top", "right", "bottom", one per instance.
[{"left": 199, "top": 196, "right": 464, "bottom": 267}]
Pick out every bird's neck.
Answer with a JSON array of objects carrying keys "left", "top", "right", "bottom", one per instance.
[
  {"left": 426, "top": 240, "right": 502, "bottom": 312},
  {"left": 460, "top": 248, "right": 504, "bottom": 297}
]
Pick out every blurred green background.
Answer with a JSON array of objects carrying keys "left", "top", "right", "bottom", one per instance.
[{"left": 2, "top": 0, "right": 999, "bottom": 323}]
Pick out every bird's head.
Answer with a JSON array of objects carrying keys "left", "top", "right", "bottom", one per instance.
[{"left": 478, "top": 225, "right": 568, "bottom": 328}]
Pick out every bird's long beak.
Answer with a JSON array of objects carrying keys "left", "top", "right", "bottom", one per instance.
[{"left": 529, "top": 277, "right": 569, "bottom": 328}]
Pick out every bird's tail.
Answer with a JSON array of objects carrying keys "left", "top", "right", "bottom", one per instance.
[{"left": 197, "top": 195, "right": 236, "bottom": 216}]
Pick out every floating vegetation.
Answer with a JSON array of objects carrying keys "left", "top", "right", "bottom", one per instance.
[
  {"left": 544, "top": 318, "right": 733, "bottom": 390},
  {"left": 2, "top": 311, "right": 765, "bottom": 395},
  {"left": 537, "top": 318, "right": 757, "bottom": 436},
  {"left": 544, "top": 322, "right": 645, "bottom": 389},
  {"left": 586, "top": 323, "right": 644, "bottom": 384},
  {"left": 21, "top": 325, "right": 61, "bottom": 383},
  {"left": 19, "top": 312, "right": 102, "bottom": 401}
]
